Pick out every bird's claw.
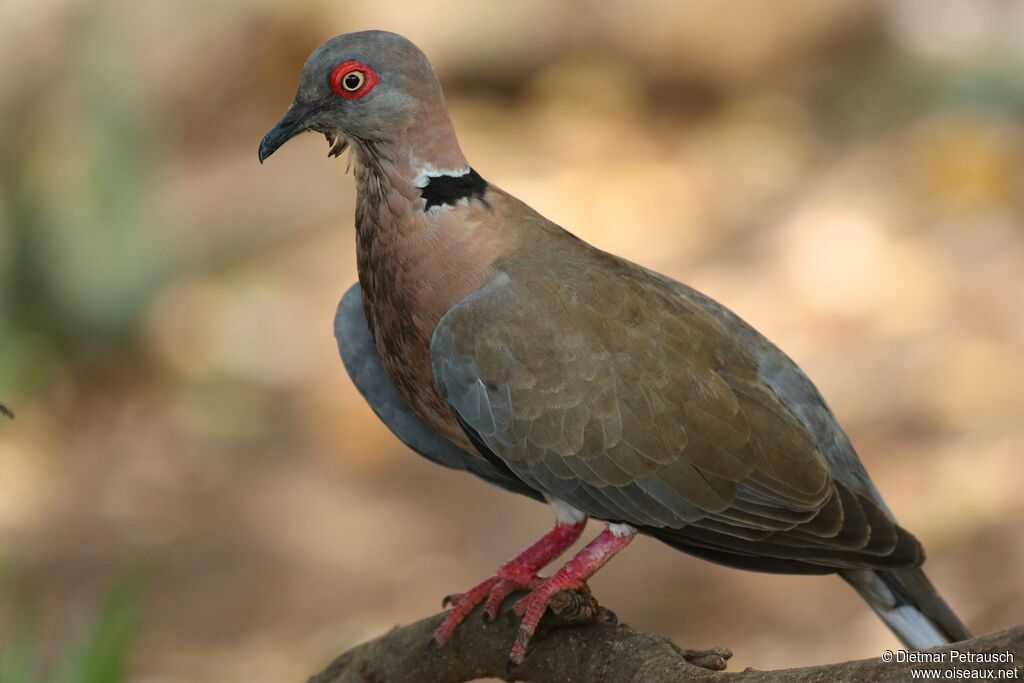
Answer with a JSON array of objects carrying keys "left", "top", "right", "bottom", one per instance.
[
  {"left": 507, "top": 579, "right": 593, "bottom": 664},
  {"left": 483, "top": 575, "right": 544, "bottom": 620},
  {"left": 435, "top": 572, "right": 606, "bottom": 664},
  {"left": 433, "top": 576, "right": 497, "bottom": 646},
  {"left": 433, "top": 567, "right": 543, "bottom": 646},
  {"left": 440, "top": 592, "right": 463, "bottom": 609}
]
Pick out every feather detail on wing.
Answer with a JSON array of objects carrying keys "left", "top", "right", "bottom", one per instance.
[{"left": 430, "top": 249, "right": 922, "bottom": 573}]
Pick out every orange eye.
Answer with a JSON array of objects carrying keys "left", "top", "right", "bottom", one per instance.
[{"left": 330, "top": 61, "right": 380, "bottom": 99}]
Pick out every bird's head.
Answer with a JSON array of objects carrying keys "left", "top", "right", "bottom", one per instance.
[{"left": 258, "top": 31, "right": 446, "bottom": 164}]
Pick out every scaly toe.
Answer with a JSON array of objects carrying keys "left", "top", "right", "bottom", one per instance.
[
  {"left": 432, "top": 576, "right": 499, "bottom": 646},
  {"left": 483, "top": 574, "right": 544, "bottom": 620},
  {"left": 483, "top": 579, "right": 516, "bottom": 620},
  {"left": 512, "top": 588, "right": 548, "bottom": 618},
  {"left": 509, "top": 633, "right": 529, "bottom": 666},
  {"left": 505, "top": 586, "right": 558, "bottom": 661}
]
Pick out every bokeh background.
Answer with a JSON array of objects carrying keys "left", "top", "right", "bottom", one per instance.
[{"left": 1, "top": 0, "right": 1023, "bottom": 680}]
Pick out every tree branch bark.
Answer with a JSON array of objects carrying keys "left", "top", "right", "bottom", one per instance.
[{"left": 310, "top": 592, "right": 1023, "bottom": 683}]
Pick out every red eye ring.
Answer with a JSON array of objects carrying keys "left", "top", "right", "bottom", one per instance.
[{"left": 330, "top": 60, "right": 380, "bottom": 99}]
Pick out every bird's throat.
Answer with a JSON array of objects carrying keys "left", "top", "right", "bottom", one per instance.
[{"left": 351, "top": 154, "right": 508, "bottom": 451}]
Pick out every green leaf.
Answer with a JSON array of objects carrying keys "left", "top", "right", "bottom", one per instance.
[{"left": 54, "top": 580, "right": 141, "bottom": 683}]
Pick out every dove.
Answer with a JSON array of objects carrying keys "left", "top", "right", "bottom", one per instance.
[{"left": 259, "top": 30, "right": 971, "bottom": 664}]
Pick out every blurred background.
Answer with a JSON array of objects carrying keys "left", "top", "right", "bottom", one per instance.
[{"left": 1, "top": 0, "right": 1022, "bottom": 680}]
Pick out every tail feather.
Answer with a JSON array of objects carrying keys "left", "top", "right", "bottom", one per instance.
[{"left": 842, "top": 568, "right": 971, "bottom": 648}]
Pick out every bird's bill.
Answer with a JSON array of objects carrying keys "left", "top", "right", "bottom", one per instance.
[{"left": 258, "top": 103, "right": 321, "bottom": 163}]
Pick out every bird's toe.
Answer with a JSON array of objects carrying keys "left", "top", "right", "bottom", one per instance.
[{"left": 433, "top": 576, "right": 499, "bottom": 646}]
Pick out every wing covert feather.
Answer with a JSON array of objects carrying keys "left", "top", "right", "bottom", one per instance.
[{"left": 430, "top": 249, "right": 920, "bottom": 571}]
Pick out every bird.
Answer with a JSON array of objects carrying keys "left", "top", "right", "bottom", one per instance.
[{"left": 259, "top": 30, "right": 971, "bottom": 664}]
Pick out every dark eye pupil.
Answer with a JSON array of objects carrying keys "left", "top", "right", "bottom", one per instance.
[{"left": 344, "top": 73, "right": 362, "bottom": 90}]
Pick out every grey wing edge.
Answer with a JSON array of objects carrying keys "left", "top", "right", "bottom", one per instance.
[
  {"left": 334, "top": 283, "right": 542, "bottom": 500},
  {"left": 664, "top": 275, "right": 893, "bottom": 517}
]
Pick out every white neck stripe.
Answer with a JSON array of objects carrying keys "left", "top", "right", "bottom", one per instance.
[{"left": 413, "top": 164, "right": 471, "bottom": 189}]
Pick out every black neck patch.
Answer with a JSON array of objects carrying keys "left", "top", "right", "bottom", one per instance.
[{"left": 420, "top": 168, "right": 487, "bottom": 210}]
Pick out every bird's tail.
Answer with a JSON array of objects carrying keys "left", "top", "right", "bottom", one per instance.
[{"left": 842, "top": 568, "right": 971, "bottom": 648}]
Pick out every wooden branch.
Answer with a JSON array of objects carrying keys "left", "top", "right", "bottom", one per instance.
[{"left": 309, "top": 591, "right": 1023, "bottom": 683}]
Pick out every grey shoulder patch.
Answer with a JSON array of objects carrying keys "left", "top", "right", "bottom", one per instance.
[
  {"left": 336, "top": 282, "right": 535, "bottom": 499},
  {"left": 335, "top": 283, "right": 478, "bottom": 472},
  {"left": 429, "top": 273, "right": 513, "bottom": 438}
]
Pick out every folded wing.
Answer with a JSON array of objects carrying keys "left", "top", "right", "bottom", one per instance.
[{"left": 430, "top": 252, "right": 922, "bottom": 573}]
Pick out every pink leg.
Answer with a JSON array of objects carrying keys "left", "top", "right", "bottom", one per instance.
[
  {"left": 508, "top": 524, "right": 636, "bottom": 665},
  {"left": 432, "top": 517, "right": 587, "bottom": 646}
]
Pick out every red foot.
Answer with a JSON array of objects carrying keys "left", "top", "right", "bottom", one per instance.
[
  {"left": 508, "top": 525, "right": 635, "bottom": 665},
  {"left": 432, "top": 519, "right": 586, "bottom": 646}
]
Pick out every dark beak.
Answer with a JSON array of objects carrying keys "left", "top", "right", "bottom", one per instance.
[{"left": 258, "top": 103, "right": 320, "bottom": 163}]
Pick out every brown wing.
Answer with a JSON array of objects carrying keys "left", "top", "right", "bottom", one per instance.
[{"left": 431, "top": 245, "right": 921, "bottom": 572}]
